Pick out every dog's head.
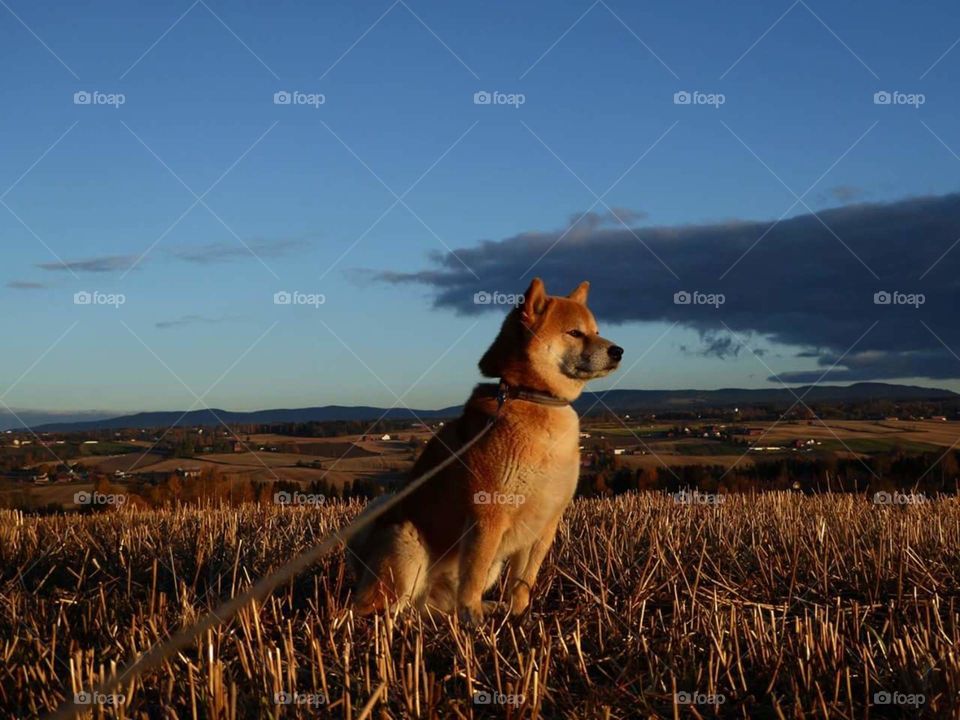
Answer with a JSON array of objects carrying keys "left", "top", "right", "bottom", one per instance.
[{"left": 479, "top": 278, "right": 623, "bottom": 401}]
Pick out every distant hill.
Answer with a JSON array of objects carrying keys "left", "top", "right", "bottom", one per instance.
[
  {"left": 0, "top": 409, "right": 115, "bottom": 431},
  {"left": 14, "top": 383, "right": 956, "bottom": 432},
  {"left": 575, "top": 382, "right": 958, "bottom": 413},
  {"left": 25, "top": 406, "right": 462, "bottom": 432}
]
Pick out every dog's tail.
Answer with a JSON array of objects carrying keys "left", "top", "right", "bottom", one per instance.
[{"left": 345, "top": 493, "right": 394, "bottom": 577}]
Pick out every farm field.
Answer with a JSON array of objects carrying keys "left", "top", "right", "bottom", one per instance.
[
  {"left": 6, "top": 419, "right": 960, "bottom": 510},
  {"left": 1, "top": 432, "right": 422, "bottom": 509},
  {"left": 2, "top": 493, "right": 958, "bottom": 718},
  {"left": 582, "top": 418, "right": 960, "bottom": 464}
]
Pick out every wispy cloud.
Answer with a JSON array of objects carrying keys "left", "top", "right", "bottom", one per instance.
[
  {"left": 6, "top": 280, "right": 49, "bottom": 290},
  {"left": 37, "top": 255, "right": 139, "bottom": 273},
  {"left": 155, "top": 314, "right": 239, "bottom": 329},
  {"left": 828, "top": 185, "right": 865, "bottom": 203},
  {"left": 170, "top": 238, "right": 307, "bottom": 264}
]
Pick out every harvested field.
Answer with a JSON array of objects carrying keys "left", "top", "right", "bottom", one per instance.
[{"left": 2, "top": 493, "right": 959, "bottom": 717}]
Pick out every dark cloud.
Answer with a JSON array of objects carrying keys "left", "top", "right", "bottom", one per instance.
[
  {"left": 6, "top": 281, "right": 49, "bottom": 289},
  {"left": 37, "top": 255, "right": 138, "bottom": 273},
  {"left": 170, "top": 239, "right": 306, "bottom": 264},
  {"left": 373, "top": 192, "right": 960, "bottom": 383},
  {"left": 680, "top": 330, "right": 753, "bottom": 359}
]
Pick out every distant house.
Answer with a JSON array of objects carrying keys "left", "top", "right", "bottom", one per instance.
[
  {"left": 176, "top": 467, "right": 202, "bottom": 479},
  {"left": 232, "top": 441, "right": 245, "bottom": 453},
  {"left": 613, "top": 448, "right": 627, "bottom": 456},
  {"left": 579, "top": 432, "right": 591, "bottom": 439},
  {"left": 932, "top": 416, "right": 948, "bottom": 422},
  {"left": 381, "top": 434, "right": 392, "bottom": 441},
  {"left": 32, "top": 472, "right": 50, "bottom": 485}
]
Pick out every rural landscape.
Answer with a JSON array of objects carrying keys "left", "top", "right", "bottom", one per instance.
[
  {"left": 3, "top": 385, "right": 960, "bottom": 716},
  {"left": 6, "top": 0, "right": 960, "bottom": 717},
  {"left": 3, "top": 383, "right": 959, "bottom": 512}
]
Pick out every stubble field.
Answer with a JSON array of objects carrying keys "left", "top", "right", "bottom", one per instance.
[{"left": 2, "top": 492, "right": 959, "bottom": 718}]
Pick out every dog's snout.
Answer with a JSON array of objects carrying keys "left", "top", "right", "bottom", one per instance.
[{"left": 608, "top": 345, "right": 624, "bottom": 361}]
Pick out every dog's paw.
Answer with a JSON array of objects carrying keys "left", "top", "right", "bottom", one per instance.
[
  {"left": 509, "top": 606, "right": 533, "bottom": 629},
  {"left": 509, "top": 586, "right": 531, "bottom": 617},
  {"left": 482, "top": 600, "right": 508, "bottom": 615},
  {"left": 458, "top": 604, "right": 484, "bottom": 629}
]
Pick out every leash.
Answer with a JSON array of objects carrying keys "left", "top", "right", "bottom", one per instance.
[{"left": 47, "top": 393, "right": 510, "bottom": 720}]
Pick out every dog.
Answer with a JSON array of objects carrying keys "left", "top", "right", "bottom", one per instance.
[{"left": 347, "top": 278, "right": 622, "bottom": 624}]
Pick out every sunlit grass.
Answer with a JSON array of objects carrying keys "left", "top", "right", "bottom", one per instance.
[{"left": 1, "top": 493, "right": 958, "bottom": 717}]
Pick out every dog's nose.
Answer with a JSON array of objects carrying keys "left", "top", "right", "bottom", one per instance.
[{"left": 608, "top": 345, "right": 624, "bottom": 361}]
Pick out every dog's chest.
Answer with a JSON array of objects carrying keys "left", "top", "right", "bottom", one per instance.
[{"left": 495, "top": 409, "right": 580, "bottom": 507}]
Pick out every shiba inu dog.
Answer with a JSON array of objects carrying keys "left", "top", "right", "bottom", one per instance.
[{"left": 348, "top": 278, "right": 622, "bottom": 624}]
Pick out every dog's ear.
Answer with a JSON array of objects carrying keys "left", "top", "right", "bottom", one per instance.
[
  {"left": 520, "top": 278, "right": 547, "bottom": 323},
  {"left": 480, "top": 279, "right": 545, "bottom": 377},
  {"left": 567, "top": 281, "right": 590, "bottom": 305}
]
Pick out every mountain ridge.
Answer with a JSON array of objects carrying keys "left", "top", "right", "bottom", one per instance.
[{"left": 10, "top": 382, "right": 956, "bottom": 432}]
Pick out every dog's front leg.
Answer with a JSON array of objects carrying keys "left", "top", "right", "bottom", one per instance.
[
  {"left": 456, "top": 518, "right": 506, "bottom": 626},
  {"left": 509, "top": 513, "right": 561, "bottom": 617}
]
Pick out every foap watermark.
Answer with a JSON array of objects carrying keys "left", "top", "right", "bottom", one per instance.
[
  {"left": 873, "top": 90, "right": 925, "bottom": 108},
  {"left": 676, "top": 691, "right": 726, "bottom": 706},
  {"left": 873, "top": 491, "right": 926, "bottom": 506},
  {"left": 671, "top": 489, "right": 725, "bottom": 505},
  {"left": 274, "top": 290, "right": 325, "bottom": 308},
  {"left": 473, "top": 90, "right": 525, "bottom": 108},
  {"left": 74, "top": 90, "right": 125, "bottom": 108},
  {"left": 474, "top": 490, "right": 525, "bottom": 506},
  {"left": 473, "top": 691, "right": 524, "bottom": 706},
  {"left": 674, "top": 290, "right": 725, "bottom": 308},
  {"left": 873, "top": 691, "right": 925, "bottom": 708},
  {"left": 74, "top": 691, "right": 126, "bottom": 706},
  {"left": 274, "top": 491, "right": 325, "bottom": 507},
  {"left": 74, "top": 490, "right": 126, "bottom": 506},
  {"left": 273, "top": 90, "right": 325, "bottom": 108},
  {"left": 274, "top": 691, "right": 326, "bottom": 707},
  {"left": 674, "top": 90, "right": 725, "bottom": 108},
  {"left": 873, "top": 290, "right": 924, "bottom": 308},
  {"left": 474, "top": 290, "right": 524, "bottom": 306},
  {"left": 74, "top": 290, "right": 126, "bottom": 308}
]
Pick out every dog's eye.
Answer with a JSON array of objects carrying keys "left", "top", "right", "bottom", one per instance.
[{"left": 567, "top": 329, "right": 585, "bottom": 339}]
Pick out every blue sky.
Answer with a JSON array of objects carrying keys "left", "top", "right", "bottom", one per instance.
[{"left": 2, "top": 0, "right": 960, "bottom": 416}]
